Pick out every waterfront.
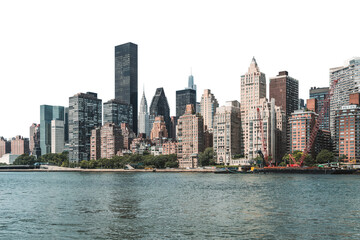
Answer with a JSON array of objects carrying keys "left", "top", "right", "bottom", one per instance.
[{"left": 0, "top": 173, "right": 359, "bottom": 239}]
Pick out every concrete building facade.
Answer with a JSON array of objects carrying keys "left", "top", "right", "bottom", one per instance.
[
  {"left": 0, "top": 137, "right": 11, "bottom": 158},
  {"left": 213, "top": 101, "right": 241, "bottom": 165},
  {"left": 11, "top": 135, "right": 29, "bottom": 155},
  {"left": 51, "top": 120, "right": 64, "bottom": 153},
  {"left": 150, "top": 116, "right": 168, "bottom": 141},
  {"left": 309, "top": 87, "right": 330, "bottom": 131}
]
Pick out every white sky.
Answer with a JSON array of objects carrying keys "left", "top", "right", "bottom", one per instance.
[{"left": 1, "top": 0, "right": 359, "bottom": 139}]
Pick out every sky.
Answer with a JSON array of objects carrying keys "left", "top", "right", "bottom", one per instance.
[{"left": 1, "top": 0, "right": 359, "bottom": 139}]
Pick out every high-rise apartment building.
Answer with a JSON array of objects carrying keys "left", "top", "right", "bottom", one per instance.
[
  {"left": 240, "top": 57, "right": 266, "bottom": 159},
  {"left": 200, "top": 89, "right": 219, "bottom": 132},
  {"left": 51, "top": 120, "right": 64, "bottom": 153},
  {"left": 334, "top": 93, "right": 360, "bottom": 162},
  {"left": 150, "top": 116, "right": 168, "bottom": 141},
  {"left": 11, "top": 135, "right": 29, "bottom": 155},
  {"left": 138, "top": 91, "right": 150, "bottom": 138},
  {"left": 169, "top": 116, "right": 177, "bottom": 140},
  {"left": 40, "top": 105, "right": 65, "bottom": 155},
  {"left": 213, "top": 101, "right": 241, "bottom": 165},
  {"left": 269, "top": 71, "right": 299, "bottom": 154},
  {"left": 69, "top": 92, "right": 102, "bottom": 162},
  {"left": 114, "top": 42, "right": 138, "bottom": 134},
  {"left": 309, "top": 87, "right": 330, "bottom": 131},
  {"left": 90, "top": 123, "right": 123, "bottom": 160},
  {"left": 103, "top": 99, "right": 133, "bottom": 130},
  {"left": 64, "top": 107, "right": 69, "bottom": 143},
  {"left": 120, "top": 123, "right": 136, "bottom": 150},
  {"left": 176, "top": 89, "right": 196, "bottom": 118},
  {"left": 0, "top": 137, "right": 11, "bottom": 158},
  {"left": 330, "top": 57, "right": 360, "bottom": 138},
  {"left": 149, "top": 88, "right": 171, "bottom": 134},
  {"left": 177, "top": 104, "right": 204, "bottom": 168},
  {"left": 29, "top": 123, "right": 41, "bottom": 158}
]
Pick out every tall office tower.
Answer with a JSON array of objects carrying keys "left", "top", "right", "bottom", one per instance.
[
  {"left": 51, "top": 120, "right": 64, "bottom": 153},
  {"left": 213, "top": 101, "right": 241, "bottom": 165},
  {"left": 330, "top": 57, "right": 360, "bottom": 137},
  {"left": 240, "top": 57, "right": 266, "bottom": 159},
  {"left": 29, "top": 123, "right": 41, "bottom": 157},
  {"left": 177, "top": 104, "right": 204, "bottom": 168},
  {"left": 64, "top": 107, "right": 69, "bottom": 143},
  {"left": 11, "top": 135, "right": 29, "bottom": 155},
  {"left": 138, "top": 91, "right": 150, "bottom": 138},
  {"left": 290, "top": 110, "right": 332, "bottom": 159},
  {"left": 188, "top": 74, "right": 196, "bottom": 91},
  {"left": 176, "top": 89, "right": 196, "bottom": 118},
  {"left": 309, "top": 87, "right": 330, "bottom": 130},
  {"left": 0, "top": 137, "right": 11, "bottom": 158},
  {"left": 103, "top": 99, "right": 133, "bottom": 130},
  {"left": 334, "top": 93, "right": 360, "bottom": 162},
  {"left": 69, "top": 92, "right": 102, "bottom": 162},
  {"left": 269, "top": 71, "right": 299, "bottom": 154},
  {"left": 200, "top": 89, "right": 219, "bottom": 131},
  {"left": 114, "top": 42, "right": 138, "bottom": 134},
  {"left": 150, "top": 88, "right": 171, "bottom": 134},
  {"left": 40, "top": 105, "right": 65, "bottom": 155},
  {"left": 150, "top": 116, "right": 168, "bottom": 141}
]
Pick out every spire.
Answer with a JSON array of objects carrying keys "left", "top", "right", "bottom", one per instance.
[{"left": 248, "top": 56, "right": 260, "bottom": 73}]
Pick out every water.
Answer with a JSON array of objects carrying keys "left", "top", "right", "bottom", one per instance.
[{"left": 0, "top": 172, "right": 359, "bottom": 239}]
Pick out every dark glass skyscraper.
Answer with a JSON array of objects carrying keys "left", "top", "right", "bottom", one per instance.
[
  {"left": 115, "top": 42, "right": 138, "bottom": 134},
  {"left": 103, "top": 99, "right": 133, "bottom": 129},
  {"left": 69, "top": 92, "right": 102, "bottom": 162},
  {"left": 40, "top": 105, "right": 65, "bottom": 155},
  {"left": 150, "top": 88, "right": 171, "bottom": 134},
  {"left": 176, "top": 89, "right": 196, "bottom": 118},
  {"left": 309, "top": 87, "right": 330, "bottom": 130}
]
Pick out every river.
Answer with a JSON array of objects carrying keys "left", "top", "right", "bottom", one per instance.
[{"left": 0, "top": 172, "right": 359, "bottom": 239}]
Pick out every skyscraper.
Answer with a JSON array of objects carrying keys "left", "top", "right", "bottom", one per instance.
[
  {"left": 40, "top": 105, "right": 65, "bottom": 155},
  {"left": 330, "top": 57, "right": 360, "bottom": 137},
  {"left": 188, "top": 74, "right": 196, "bottom": 91},
  {"left": 114, "top": 42, "right": 138, "bottom": 134},
  {"left": 150, "top": 88, "right": 171, "bottom": 134},
  {"left": 150, "top": 116, "right": 168, "bottom": 141},
  {"left": 309, "top": 87, "right": 330, "bottom": 130},
  {"left": 200, "top": 89, "right": 219, "bottom": 131},
  {"left": 176, "top": 89, "right": 196, "bottom": 118},
  {"left": 69, "top": 92, "right": 102, "bottom": 162},
  {"left": 103, "top": 99, "right": 133, "bottom": 130},
  {"left": 51, "top": 120, "right": 64, "bottom": 153},
  {"left": 138, "top": 91, "right": 150, "bottom": 138},
  {"left": 269, "top": 71, "right": 299, "bottom": 153},
  {"left": 11, "top": 135, "right": 29, "bottom": 155},
  {"left": 0, "top": 137, "right": 11, "bottom": 158},
  {"left": 240, "top": 57, "right": 266, "bottom": 159},
  {"left": 213, "top": 101, "right": 241, "bottom": 165}
]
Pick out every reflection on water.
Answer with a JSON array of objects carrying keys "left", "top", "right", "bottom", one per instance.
[{"left": 0, "top": 172, "right": 359, "bottom": 239}]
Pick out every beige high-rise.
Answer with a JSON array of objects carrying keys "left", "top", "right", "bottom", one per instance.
[
  {"left": 240, "top": 57, "right": 266, "bottom": 159},
  {"left": 200, "top": 89, "right": 219, "bottom": 132}
]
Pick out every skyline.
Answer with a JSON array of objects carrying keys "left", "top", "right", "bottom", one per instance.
[{"left": 1, "top": 0, "right": 360, "bottom": 138}]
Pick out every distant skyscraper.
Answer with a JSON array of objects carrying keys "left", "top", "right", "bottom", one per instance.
[
  {"left": 40, "top": 105, "right": 65, "bottom": 155},
  {"left": 138, "top": 91, "right": 150, "bottom": 138},
  {"left": 150, "top": 88, "right": 171, "bottom": 134},
  {"left": 309, "top": 87, "right": 330, "bottom": 130},
  {"left": 240, "top": 57, "right": 266, "bottom": 159},
  {"left": 269, "top": 71, "right": 299, "bottom": 153},
  {"left": 200, "top": 89, "right": 219, "bottom": 131},
  {"left": 176, "top": 89, "right": 196, "bottom": 118},
  {"left": 114, "top": 42, "right": 138, "bottom": 134},
  {"left": 0, "top": 137, "right": 11, "bottom": 158},
  {"left": 330, "top": 57, "right": 360, "bottom": 137},
  {"left": 188, "top": 74, "right": 196, "bottom": 91},
  {"left": 103, "top": 99, "right": 133, "bottom": 130},
  {"left": 29, "top": 123, "right": 41, "bottom": 158},
  {"left": 51, "top": 120, "right": 64, "bottom": 153},
  {"left": 69, "top": 92, "right": 102, "bottom": 162}
]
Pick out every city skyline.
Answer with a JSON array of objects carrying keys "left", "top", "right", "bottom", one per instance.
[{"left": 1, "top": 0, "right": 359, "bottom": 138}]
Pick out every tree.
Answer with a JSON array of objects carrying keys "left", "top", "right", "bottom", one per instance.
[
  {"left": 339, "top": 154, "right": 347, "bottom": 162},
  {"left": 316, "top": 149, "right": 334, "bottom": 164},
  {"left": 199, "top": 147, "right": 214, "bottom": 166},
  {"left": 13, "top": 154, "right": 36, "bottom": 165}
]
